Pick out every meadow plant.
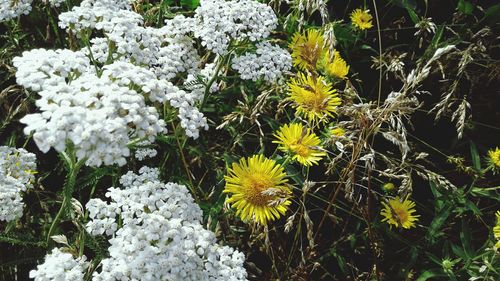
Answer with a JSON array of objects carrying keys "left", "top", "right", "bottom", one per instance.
[{"left": 1, "top": 0, "right": 499, "bottom": 280}]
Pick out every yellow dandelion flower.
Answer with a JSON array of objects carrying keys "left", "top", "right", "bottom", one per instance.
[
  {"left": 288, "top": 73, "right": 341, "bottom": 123},
  {"left": 289, "top": 29, "right": 326, "bottom": 71},
  {"left": 224, "top": 155, "right": 291, "bottom": 225},
  {"left": 488, "top": 147, "right": 500, "bottom": 167},
  {"left": 380, "top": 196, "right": 420, "bottom": 229},
  {"left": 350, "top": 9, "right": 373, "bottom": 30},
  {"left": 495, "top": 226, "right": 500, "bottom": 241},
  {"left": 273, "top": 123, "right": 326, "bottom": 166},
  {"left": 330, "top": 127, "right": 345, "bottom": 137},
  {"left": 321, "top": 50, "right": 350, "bottom": 79}
]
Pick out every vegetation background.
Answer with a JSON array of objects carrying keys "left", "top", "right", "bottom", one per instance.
[{"left": 1, "top": 0, "right": 499, "bottom": 280}]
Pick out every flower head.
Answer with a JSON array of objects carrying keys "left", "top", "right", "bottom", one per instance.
[
  {"left": 350, "top": 9, "right": 373, "bottom": 30},
  {"left": 224, "top": 155, "right": 291, "bottom": 225},
  {"left": 232, "top": 41, "right": 292, "bottom": 83},
  {"left": 273, "top": 123, "right": 326, "bottom": 166},
  {"left": 488, "top": 147, "right": 500, "bottom": 168},
  {"left": 1, "top": 146, "right": 37, "bottom": 222},
  {"left": 289, "top": 29, "right": 326, "bottom": 71},
  {"left": 321, "top": 50, "right": 350, "bottom": 79},
  {"left": 288, "top": 73, "right": 341, "bottom": 122},
  {"left": 82, "top": 167, "right": 248, "bottom": 280},
  {"left": 29, "top": 248, "right": 89, "bottom": 281},
  {"left": 380, "top": 196, "right": 419, "bottom": 229}
]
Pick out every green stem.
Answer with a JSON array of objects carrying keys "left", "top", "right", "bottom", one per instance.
[
  {"left": 281, "top": 156, "right": 292, "bottom": 167},
  {"left": 46, "top": 153, "right": 84, "bottom": 244},
  {"left": 46, "top": 193, "right": 70, "bottom": 245},
  {"left": 171, "top": 121, "right": 199, "bottom": 203},
  {"left": 104, "top": 39, "right": 116, "bottom": 65},
  {"left": 81, "top": 33, "right": 101, "bottom": 76},
  {"left": 201, "top": 56, "right": 225, "bottom": 110}
]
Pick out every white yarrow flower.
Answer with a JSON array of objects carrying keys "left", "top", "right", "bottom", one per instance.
[
  {"left": 29, "top": 248, "right": 89, "bottom": 281},
  {"left": 232, "top": 42, "right": 292, "bottom": 83},
  {"left": 0, "top": 0, "right": 33, "bottom": 21},
  {"left": 84, "top": 167, "right": 247, "bottom": 280},
  {"left": 0, "top": 146, "right": 37, "bottom": 222}
]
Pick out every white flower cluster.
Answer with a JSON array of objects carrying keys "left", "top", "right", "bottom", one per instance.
[
  {"left": 14, "top": 54, "right": 167, "bottom": 167},
  {"left": 194, "top": 0, "right": 278, "bottom": 54},
  {"left": 134, "top": 148, "right": 158, "bottom": 161},
  {"left": 14, "top": 0, "right": 283, "bottom": 164},
  {"left": 0, "top": 0, "right": 33, "bottom": 21},
  {"left": 59, "top": 0, "right": 209, "bottom": 138},
  {"left": 0, "top": 146, "right": 36, "bottom": 222},
  {"left": 58, "top": 0, "right": 140, "bottom": 33},
  {"left": 13, "top": 49, "right": 91, "bottom": 92},
  {"left": 85, "top": 167, "right": 247, "bottom": 281},
  {"left": 100, "top": 61, "right": 207, "bottom": 139},
  {"left": 155, "top": 20, "right": 200, "bottom": 80},
  {"left": 101, "top": 61, "right": 170, "bottom": 103},
  {"left": 0, "top": 0, "right": 69, "bottom": 21},
  {"left": 29, "top": 248, "right": 89, "bottom": 281},
  {"left": 232, "top": 42, "right": 292, "bottom": 83}
]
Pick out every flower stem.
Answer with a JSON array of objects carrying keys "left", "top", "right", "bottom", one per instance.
[
  {"left": 46, "top": 151, "right": 85, "bottom": 244},
  {"left": 171, "top": 121, "right": 198, "bottom": 203},
  {"left": 201, "top": 56, "right": 225, "bottom": 110}
]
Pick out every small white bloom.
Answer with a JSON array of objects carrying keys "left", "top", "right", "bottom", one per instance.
[
  {"left": 0, "top": 146, "right": 37, "bottom": 222},
  {"left": 29, "top": 248, "right": 89, "bottom": 281},
  {"left": 232, "top": 42, "right": 291, "bottom": 83}
]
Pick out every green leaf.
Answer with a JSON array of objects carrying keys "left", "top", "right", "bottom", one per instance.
[
  {"left": 416, "top": 270, "right": 445, "bottom": 281},
  {"left": 470, "top": 186, "right": 500, "bottom": 201},
  {"left": 469, "top": 142, "right": 481, "bottom": 172},
  {"left": 460, "top": 219, "right": 475, "bottom": 260},
  {"left": 429, "top": 180, "right": 441, "bottom": 198},
  {"left": 451, "top": 243, "right": 466, "bottom": 259},
  {"left": 329, "top": 248, "right": 348, "bottom": 274},
  {"left": 180, "top": 0, "right": 200, "bottom": 9},
  {"left": 430, "top": 25, "right": 445, "bottom": 49},
  {"left": 463, "top": 199, "right": 481, "bottom": 216},
  {"left": 425, "top": 205, "right": 452, "bottom": 244},
  {"left": 402, "top": 246, "right": 420, "bottom": 274},
  {"left": 457, "top": 0, "right": 474, "bottom": 15},
  {"left": 359, "top": 44, "right": 378, "bottom": 54},
  {"left": 333, "top": 24, "right": 358, "bottom": 51},
  {"left": 429, "top": 180, "right": 445, "bottom": 210},
  {"left": 485, "top": 4, "right": 500, "bottom": 25},
  {"left": 406, "top": 7, "right": 420, "bottom": 24},
  {"left": 0, "top": 233, "right": 46, "bottom": 247}
]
